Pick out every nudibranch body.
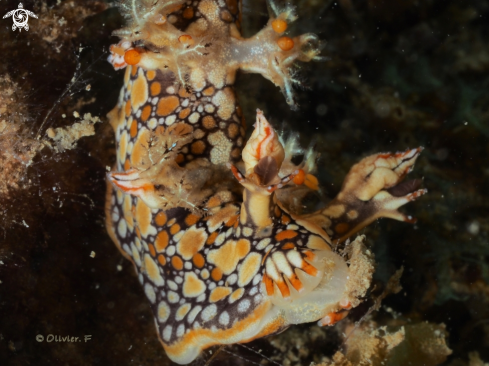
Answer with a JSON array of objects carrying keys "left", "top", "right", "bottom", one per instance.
[{"left": 105, "top": 0, "right": 427, "bottom": 364}]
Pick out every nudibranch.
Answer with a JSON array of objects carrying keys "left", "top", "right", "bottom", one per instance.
[{"left": 105, "top": 0, "right": 427, "bottom": 364}]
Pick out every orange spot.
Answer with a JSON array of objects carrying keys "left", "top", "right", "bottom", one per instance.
[
  {"left": 281, "top": 215, "right": 291, "bottom": 225},
  {"left": 124, "top": 49, "right": 141, "bottom": 65},
  {"left": 203, "top": 87, "right": 215, "bottom": 96},
  {"left": 156, "top": 96, "right": 180, "bottom": 116},
  {"left": 158, "top": 254, "right": 166, "bottom": 266},
  {"left": 175, "top": 154, "right": 184, "bottom": 164},
  {"left": 131, "top": 70, "right": 148, "bottom": 111},
  {"left": 211, "top": 267, "right": 223, "bottom": 281},
  {"left": 230, "top": 288, "right": 244, "bottom": 302},
  {"left": 255, "top": 125, "right": 271, "bottom": 160},
  {"left": 130, "top": 119, "right": 138, "bottom": 138},
  {"left": 263, "top": 274, "right": 274, "bottom": 296},
  {"left": 304, "top": 251, "right": 315, "bottom": 262},
  {"left": 206, "top": 196, "right": 221, "bottom": 208},
  {"left": 147, "top": 70, "right": 156, "bottom": 80},
  {"left": 225, "top": 215, "right": 239, "bottom": 227},
  {"left": 185, "top": 214, "right": 200, "bottom": 227},
  {"left": 274, "top": 206, "right": 281, "bottom": 218},
  {"left": 302, "top": 261, "right": 318, "bottom": 277},
  {"left": 202, "top": 115, "right": 216, "bottom": 129},
  {"left": 276, "top": 278, "right": 290, "bottom": 298},
  {"left": 150, "top": 82, "right": 161, "bottom": 96},
  {"left": 206, "top": 231, "right": 218, "bottom": 245},
  {"left": 141, "top": 105, "right": 151, "bottom": 122},
  {"left": 131, "top": 129, "right": 150, "bottom": 167},
  {"left": 281, "top": 242, "right": 295, "bottom": 250},
  {"left": 178, "top": 227, "right": 207, "bottom": 260},
  {"left": 148, "top": 244, "right": 156, "bottom": 257},
  {"left": 304, "top": 174, "right": 319, "bottom": 190},
  {"left": 289, "top": 273, "right": 303, "bottom": 292},
  {"left": 179, "top": 35, "right": 194, "bottom": 45},
  {"left": 228, "top": 123, "right": 239, "bottom": 138},
  {"left": 124, "top": 158, "right": 131, "bottom": 171},
  {"left": 275, "top": 230, "right": 298, "bottom": 241},
  {"left": 322, "top": 311, "right": 349, "bottom": 326},
  {"left": 131, "top": 66, "right": 138, "bottom": 77},
  {"left": 135, "top": 226, "right": 141, "bottom": 239},
  {"left": 334, "top": 223, "right": 349, "bottom": 234},
  {"left": 277, "top": 36, "right": 294, "bottom": 51},
  {"left": 155, "top": 212, "right": 167, "bottom": 226},
  {"left": 272, "top": 19, "right": 287, "bottom": 33},
  {"left": 183, "top": 7, "right": 194, "bottom": 19},
  {"left": 179, "top": 108, "right": 191, "bottom": 119},
  {"left": 191, "top": 140, "right": 206, "bottom": 155},
  {"left": 192, "top": 253, "right": 205, "bottom": 268},
  {"left": 155, "top": 230, "right": 169, "bottom": 252},
  {"left": 110, "top": 44, "right": 123, "bottom": 56},
  {"left": 170, "top": 224, "right": 180, "bottom": 235},
  {"left": 125, "top": 100, "right": 131, "bottom": 117},
  {"left": 293, "top": 169, "right": 305, "bottom": 185},
  {"left": 209, "top": 287, "right": 232, "bottom": 302},
  {"left": 171, "top": 256, "right": 183, "bottom": 270},
  {"left": 178, "top": 88, "right": 191, "bottom": 98}
]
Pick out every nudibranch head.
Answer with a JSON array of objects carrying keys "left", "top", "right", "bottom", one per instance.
[{"left": 242, "top": 109, "right": 285, "bottom": 179}]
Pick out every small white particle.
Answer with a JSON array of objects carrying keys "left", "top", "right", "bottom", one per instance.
[
  {"left": 467, "top": 221, "right": 480, "bottom": 235},
  {"left": 163, "top": 325, "right": 172, "bottom": 341},
  {"left": 166, "top": 246, "right": 176, "bottom": 256},
  {"left": 165, "top": 115, "right": 176, "bottom": 126},
  {"left": 238, "top": 299, "right": 250, "bottom": 313},
  {"left": 227, "top": 274, "right": 237, "bottom": 285},
  {"left": 176, "top": 324, "right": 185, "bottom": 337},
  {"left": 201, "top": 304, "right": 217, "bottom": 321},
  {"left": 187, "top": 305, "right": 202, "bottom": 323},
  {"left": 188, "top": 112, "right": 200, "bottom": 124},
  {"left": 218, "top": 311, "right": 230, "bottom": 326},
  {"left": 252, "top": 274, "right": 262, "bottom": 285},
  {"left": 168, "top": 291, "right": 180, "bottom": 303},
  {"left": 144, "top": 283, "right": 156, "bottom": 303}
]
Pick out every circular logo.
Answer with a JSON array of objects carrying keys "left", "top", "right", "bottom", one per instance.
[
  {"left": 3, "top": 3, "right": 38, "bottom": 32},
  {"left": 36, "top": 334, "right": 44, "bottom": 342}
]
